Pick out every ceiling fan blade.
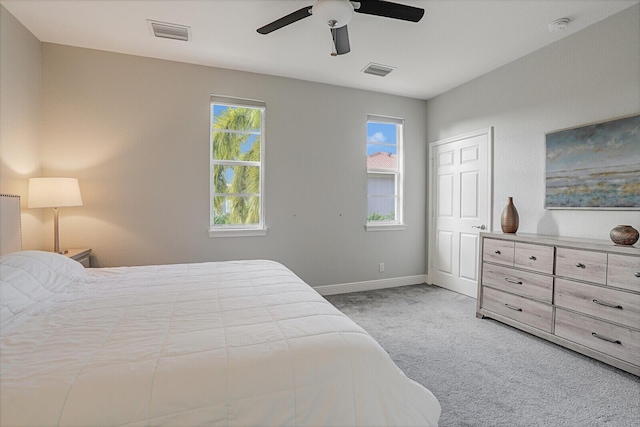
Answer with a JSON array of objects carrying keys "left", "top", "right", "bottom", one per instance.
[
  {"left": 331, "top": 25, "right": 351, "bottom": 55},
  {"left": 257, "top": 6, "right": 313, "bottom": 34},
  {"left": 354, "top": 0, "right": 424, "bottom": 22}
]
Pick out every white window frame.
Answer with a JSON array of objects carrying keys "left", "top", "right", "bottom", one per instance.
[
  {"left": 365, "top": 114, "right": 406, "bottom": 232},
  {"left": 209, "top": 95, "right": 267, "bottom": 237}
]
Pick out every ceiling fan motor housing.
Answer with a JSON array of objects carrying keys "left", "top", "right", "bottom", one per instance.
[{"left": 312, "top": 0, "right": 354, "bottom": 28}]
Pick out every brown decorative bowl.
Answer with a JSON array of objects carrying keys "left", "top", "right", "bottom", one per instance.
[{"left": 609, "top": 225, "right": 639, "bottom": 246}]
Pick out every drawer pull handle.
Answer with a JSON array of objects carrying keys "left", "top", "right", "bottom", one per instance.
[
  {"left": 494, "top": 250, "right": 501, "bottom": 255},
  {"left": 635, "top": 272, "right": 640, "bottom": 278},
  {"left": 505, "top": 278, "right": 523, "bottom": 285},
  {"left": 504, "top": 304, "right": 522, "bottom": 312},
  {"left": 592, "top": 299, "right": 623, "bottom": 310},
  {"left": 575, "top": 263, "right": 586, "bottom": 268},
  {"left": 528, "top": 256, "right": 537, "bottom": 261},
  {"left": 591, "top": 332, "right": 621, "bottom": 345}
]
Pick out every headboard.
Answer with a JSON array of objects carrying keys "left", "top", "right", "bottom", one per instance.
[{"left": 0, "top": 194, "right": 22, "bottom": 255}]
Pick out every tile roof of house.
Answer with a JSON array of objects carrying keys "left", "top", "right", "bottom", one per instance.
[{"left": 367, "top": 152, "right": 396, "bottom": 170}]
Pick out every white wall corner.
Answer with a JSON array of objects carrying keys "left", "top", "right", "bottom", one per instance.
[{"left": 314, "top": 274, "right": 429, "bottom": 296}]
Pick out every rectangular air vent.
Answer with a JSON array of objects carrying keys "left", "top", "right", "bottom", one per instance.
[
  {"left": 362, "top": 63, "right": 396, "bottom": 77},
  {"left": 148, "top": 20, "right": 191, "bottom": 41}
]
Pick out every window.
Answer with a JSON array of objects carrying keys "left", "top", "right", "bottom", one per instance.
[
  {"left": 366, "top": 115, "right": 405, "bottom": 231},
  {"left": 209, "top": 96, "right": 266, "bottom": 237}
]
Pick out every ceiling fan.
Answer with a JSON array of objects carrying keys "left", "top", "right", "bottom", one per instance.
[{"left": 257, "top": 0, "right": 425, "bottom": 56}]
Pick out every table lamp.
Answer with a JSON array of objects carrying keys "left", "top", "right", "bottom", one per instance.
[{"left": 28, "top": 177, "right": 83, "bottom": 254}]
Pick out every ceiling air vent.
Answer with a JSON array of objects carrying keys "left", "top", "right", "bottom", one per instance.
[
  {"left": 362, "top": 63, "right": 396, "bottom": 77},
  {"left": 148, "top": 20, "right": 191, "bottom": 41}
]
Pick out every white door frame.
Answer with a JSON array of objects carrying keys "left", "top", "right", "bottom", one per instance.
[{"left": 427, "top": 127, "right": 493, "bottom": 296}]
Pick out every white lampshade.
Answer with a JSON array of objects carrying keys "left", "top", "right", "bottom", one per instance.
[{"left": 28, "top": 177, "right": 83, "bottom": 208}]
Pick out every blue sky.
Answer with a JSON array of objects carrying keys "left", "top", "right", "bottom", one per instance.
[
  {"left": 213, "top": 104, "right": 228, "bottom": 116},
  {"left": 367, "top": 122, "right": 397, "bottom": 155}
]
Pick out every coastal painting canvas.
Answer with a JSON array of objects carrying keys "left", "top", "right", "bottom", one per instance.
[{"left": 545, "top": 114, "right": 640, "bottom": 209}]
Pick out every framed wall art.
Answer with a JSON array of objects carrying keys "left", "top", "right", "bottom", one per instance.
[{"left": 545, "top": 113, "right": 640, "bottom": 210}]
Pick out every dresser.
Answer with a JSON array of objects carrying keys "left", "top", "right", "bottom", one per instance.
[{"left": 477, "top": 232, "right": 640, "bottom": 376}]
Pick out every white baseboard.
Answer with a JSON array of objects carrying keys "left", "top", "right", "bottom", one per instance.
[{"left": 314, "top": 274, "right": 429, "bottom": 296}]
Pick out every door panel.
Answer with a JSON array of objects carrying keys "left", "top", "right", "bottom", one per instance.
[
  {"left": 461, "top": 171, "right": 479, "bottom": 218},
  {"left": 459, "top": 233, "right": 478, "bottom": 281},
  {"left": 437, "top": 230, "right": 453, "bottom": 274},
  {"left": 461, "top": 145, "right": 479, "bottom": 163},
  {"left": 438, "top": 174, "right": 454, "bottom": 217},
  {"left": 428, "top": 128, "right": 492, "bottom": 297},
  {"left": 439, "top": 150, "right": 454, "bottom": 166}
]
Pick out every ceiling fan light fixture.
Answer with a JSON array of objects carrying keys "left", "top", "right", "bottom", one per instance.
[{"left": 312, "top": 0, "right": 354, "bottom": 28}]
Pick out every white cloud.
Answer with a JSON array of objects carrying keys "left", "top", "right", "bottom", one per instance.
[{"left": 368, "top": 131, "right": 387, "bottom": 143}]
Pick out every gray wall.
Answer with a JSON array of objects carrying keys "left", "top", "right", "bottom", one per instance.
[
  {"left": 39, "top": 44, "right": 428, "bottom": 286},
  {"left": 0, "top": 5, "right": 43, "bottom": 250},
  {"left": 426, "top": 5, "right": 640, "bottom": 248},
  {"left": 4, "top": 3, "right": 638, "bottom": 288}
]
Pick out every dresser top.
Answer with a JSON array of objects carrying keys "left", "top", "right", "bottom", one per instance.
[{"left": 480, "top": 232, "right": 640, "bottom": 256}]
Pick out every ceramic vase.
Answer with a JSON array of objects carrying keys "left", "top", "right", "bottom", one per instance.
[
  {"left": 501, "top": 197, "right": 519, "bottom": 233},
  {"left": 609, "top": 225, "right": 639, "bottom": 246}
]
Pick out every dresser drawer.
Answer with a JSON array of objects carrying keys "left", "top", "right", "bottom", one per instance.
[
  {"left": 555, "top": 309, "right": 640, "bottom": 367},
  {"left": 481, "top": 287, "right": 553, "bottom": 333},
  {"left": 483, "top": 239, "right": 514, "bottom": 266},
  {"left": 607, "top": 254, "right": 640, "bottom": 292},
  {"left": 514, "top": 242, "right": 554, "bottom": 274},
  {"left": 555, "top": 278, "right": 640, "bottom": 329},
  {"left": 482, "top": 263, "right": 553, "bottom": 303},
  {"left": 556, "top": 248, "right": 607, "bottom": 285}
]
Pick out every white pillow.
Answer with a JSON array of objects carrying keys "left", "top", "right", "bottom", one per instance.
[{"left": 0, "top": 251, "right": 85, "bottom": 322}]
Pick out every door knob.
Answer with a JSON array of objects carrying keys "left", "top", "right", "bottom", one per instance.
[{"left": 472, "top": 224, "right": 486, "bottom": 230}]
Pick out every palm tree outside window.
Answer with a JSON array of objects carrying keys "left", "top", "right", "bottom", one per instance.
[{"left": 209, "top": 96, "right": 266, "bottom": 237}]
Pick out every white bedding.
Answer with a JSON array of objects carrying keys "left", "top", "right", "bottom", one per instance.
[{"left": 1, "top": 251, "right": 440, "bottom": 426}]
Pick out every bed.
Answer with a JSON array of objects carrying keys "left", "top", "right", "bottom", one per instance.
[{"left": 0, "top": 250, "right": 441, "bottom": 426}]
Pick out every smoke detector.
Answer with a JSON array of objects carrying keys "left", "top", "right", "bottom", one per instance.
[
  {"left": 548, "top": 18, "right": 570, "bottom": 33},
  {"left": 148, "top": 20, "right": 191, "bottom": 41}
]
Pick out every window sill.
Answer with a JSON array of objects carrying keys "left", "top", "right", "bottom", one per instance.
[
  {"left": 365, "top": 224, "right": 407, "bottom": 232},
  {"left": 209, "top": 228, "right": 268, "bottom": 238}
]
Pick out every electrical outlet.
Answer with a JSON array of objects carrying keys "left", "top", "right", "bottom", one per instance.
[{"left": 379, "top": 263, "right": 385, "bottom": 273}]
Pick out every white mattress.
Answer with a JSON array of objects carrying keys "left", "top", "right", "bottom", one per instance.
[{"left": 1, "top": 251, "right": 440, "bottom": 426}]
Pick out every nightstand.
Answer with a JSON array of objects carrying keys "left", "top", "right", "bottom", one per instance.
[{"left": 64, "top": 248, "right": 92, "bottom": 268}]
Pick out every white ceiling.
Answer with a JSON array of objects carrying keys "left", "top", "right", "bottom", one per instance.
[{"left": 2, "top": 0, "right": 638, "bottom": 100}]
